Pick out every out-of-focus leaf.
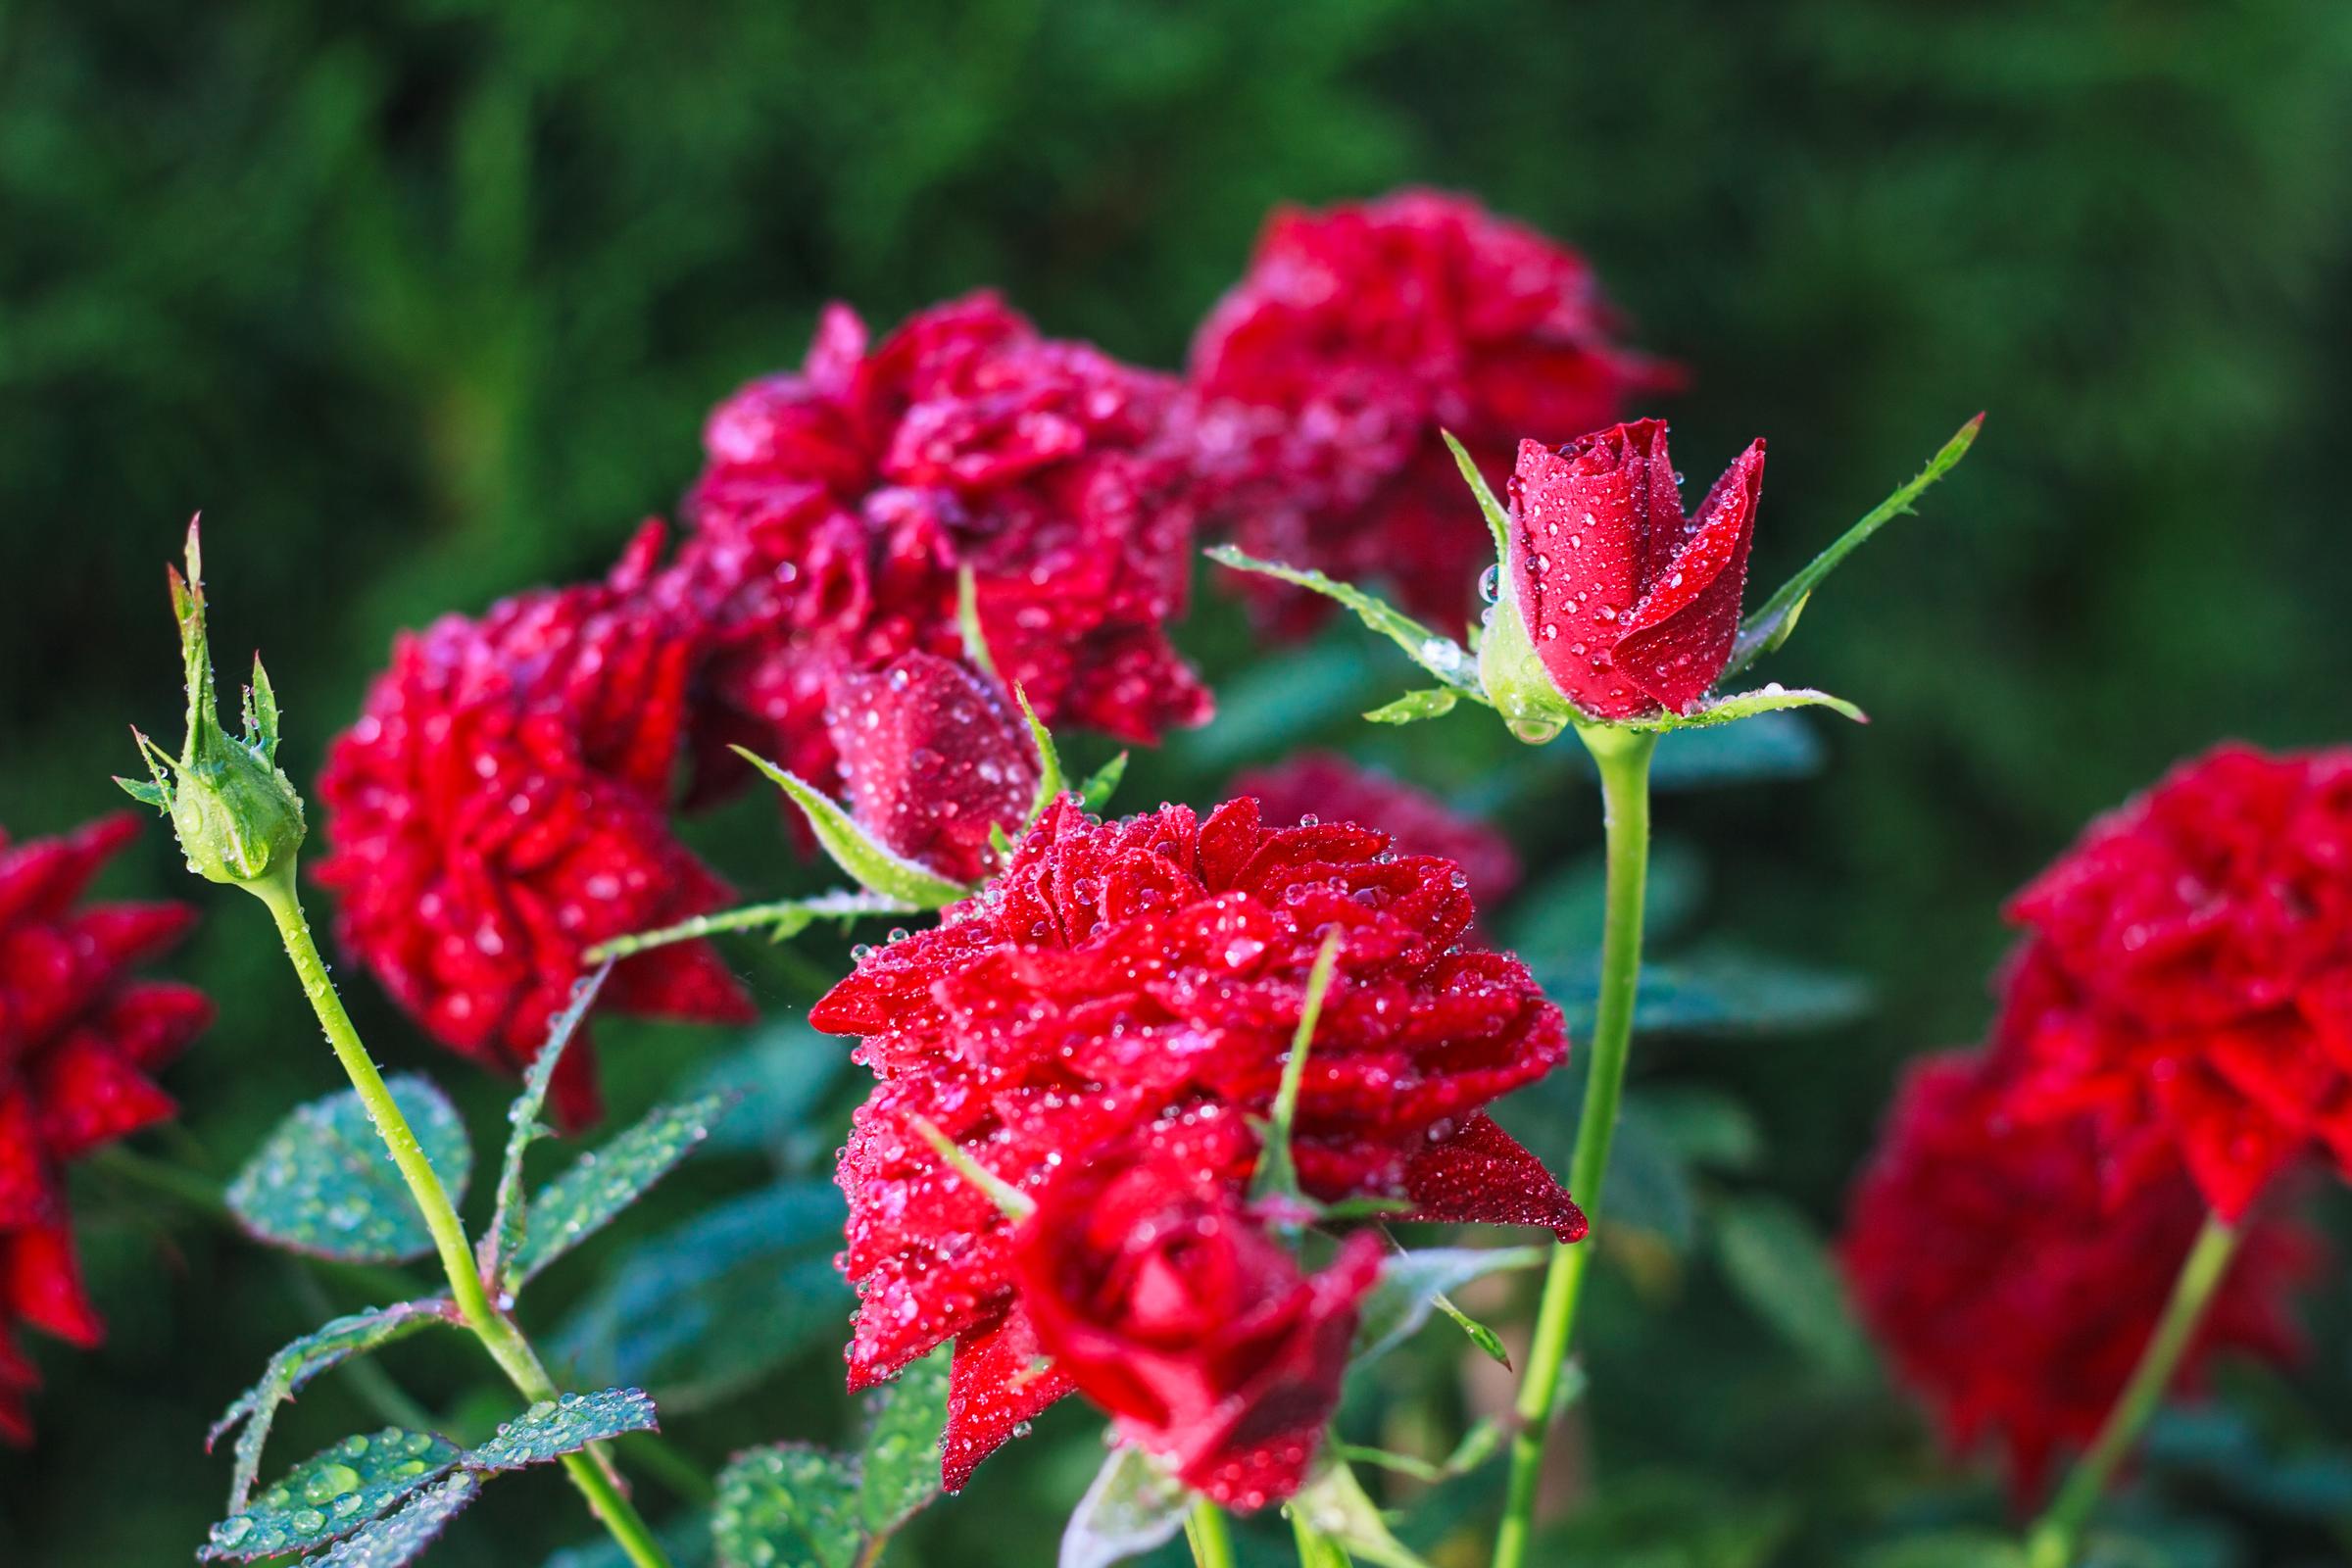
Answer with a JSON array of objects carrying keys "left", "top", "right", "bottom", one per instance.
[
  {"left": 1538, "top": 946, "right": 1871, "bottom": 1040},
  {"left": 1853, "top": 1536, "right": 2029, "bottom": 1568},
  {"left": 543, "top": 1511, "right": 713, "bottom": 1568},
  {"left": 509, "top": 1092, "right": 730, "bottom": 1286},
  {"left": 486, "top": 968, "right": 609, "bottom": 1277},
  {"left": 550, "top": 1182, "right": 852, "bottom": 1411},
  {"left": 1078, "top": 751, "right": 1129, "bottom": 813},
  {"left": 1649, "top": 710, "right": 1824, "bottom": 789},
  {"left": 1632, "top": 1086, "right": 1765, "bottom": 1174},
  {"left": 211, "top": 1298, "right": 458, "bottom": 1512},
  {"left": 1352, "top": 1248, "right": 1544, "bottom": 1367},
  {"left": 2141, "top": 1405, "right": 2352, "bottom": 1520},
  {"left": 202, "top": 1429, "right": 461, "bottom": 1561},
  {"left": 683, "top": 1023, "right": 850, "bottom": 1166},
  {"left": 1290, "top": 1455, "right": 1435, "bottom": 1568},
  {"left": 1173, "top": 637, "right": 1383, "bottom": 771},
  {"left": 1600, "top": 1107, "right": 1699, "bottom": 1255},
  {"left": 465, "top": 1389, "right": 658, "bottom": 1472},
  {"left": 1713, "top": 1195, "right": 1873, "bottom": 1381},
  {"left": 1058, "top": 1446, "right": 1192, "bottom": 1568},
  {"left": 1507, "top": 841, "right": 1707, "bottom": 960},
  {"left": 227, "top": 1077, "right": 471, "bottom": 1264},
  {"left": 858, "top": 1348, "right": 951, "bottom": 1538},
  {"left": 1529, "top": 1471, "right": 1797, "bottom": 1568},
  {"left": 713, "top": 1446, "right": 861, "bottom": 1568},
  {"left": 304, "top": 1473, "right": 481, "bottom": 1568}
]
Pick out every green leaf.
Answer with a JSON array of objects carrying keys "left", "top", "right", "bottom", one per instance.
[
  {"left": 1539, "top": 946, "right": 1870, "bottom": 1039},
  {"left": 1205, "top": 546, "right": 1486, "bottom": 696},
  {"left": 735, "top": 747, "right": 972, "bottom": 908},
  {"left": 211, "top": 1299, "right": 458, "bottom": 1513},
  {"left": 1613, "top": 684, "right": 1865, "bottom": 732},
  {"left": 544, "top": 1511, "right": 714, "bottom": 1568},
  {"left": 465, "top": 1389, "right": 659, "bottom": 1472},
  {"left": 1291, "top": 1455, "right": 1436, "bottom": 1568},
  {"left": 684, "top": 1023, "right": 851, "bottom": 1166},
  {"left": 508, "top": 1091, "right": 730, "bottom": 1288},
  {"left": 713, "top": 1446, "right": 862, "bottom": 1568},
  {"left": 858, "top": 1348, "right": 950, "bottom": 1538},
  {"left": 1726, "top": 414, "right": 1983, "bottom": 678},
  {"left": 303, "top": 1473, "right": 481, "bottom": 1568},
  {"left": 551, "top": 1182, "right": 853, "bottom": 1412},
  {"left": 1352, "top": 1248, "right": 1544, "bottom": 1368},
  {"left": 1507, "top": 841, "right": 1708, "bottom": 961},
  {"left": 1059, "top": 1446, "right": 1192, "bottom": 1568},
  {"left": 1650, "top": 711, "right": 1824, "bottom": 788},
  {"left": 1011, "top": 682, "right": 1064, "bottom": 837},
  {"left": 1364, "top": 688, "right": 1460, "bottom": 725},
  {"left": 202, "top": 1429, "right": 462, "bottom": 1561},
  {"left": 1077, "top": 751, "right": 1129, "bottom": 813},
  {"left": 1633, "top": 1086, "right": 1765, "bottom": 1175},
  {"left": 1598, "top": 1107, "right": 1699, "bottom": 1255},
  {"left": 1713, "top": 1194, "right": 1874, "bottom": 1380},
  {"left": 1441, "top": 428, "right": 1512, "bottom": 560},
  {"left": 1335, "top": 1419, "right": 1505, "bottom": 1486},
  {"left": 486, "top": 967, "right": 611, "bottom": 1280},
  {"left": 1852, "top": 1535, "right": 2029, "bottom": 1568},
  {"left": 2142, "top": 1405, "right": 2352, "bottom": 1521},
  {"left": 1172, "top": 639, "right": 1384, "bottom": 771},
  {"left": 227, "top": 1076, "right": 472, "bottom": 1264}
]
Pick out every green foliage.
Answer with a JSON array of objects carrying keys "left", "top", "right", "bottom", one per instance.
[
  {"left": 1205, "top": 547, "right": 1487, "bottom": 696},
  {"left": 736, "top": 747, "right": 974, "bottom": 907},
  {"left": 508, "top": 1092, "right": 731, "bottom": 1287},
  {"left": 1351, "top": 1247, "right": 1544, "bottom": 1368},
  {"left": 683, "top": 1023, "right": 850, "bottom": 1166},
  {"left": 1057, "top": 1447, "right": 1193, "bottom": 1568},
  {"left": 227, "top": 1077, "right": 471, "bottom": 1264},
  {"left": 204, "top": 1429, "right": 462, "bottom": 1561},
  {"left": 486, "top": 969, "right": 611, "bottom": 1279},
  {"left": 466, "top": 1390, "right": 660, "bottom": 1472},
  {"left": 1711, "top": 1195, "right": 1874, "bottom": 1383},
  {"left": 305, "top": 1474, "right": 482, "bottom": 1568},
  {"left": 1364, "top": 688, "right": 1461, "bottom": 725}
]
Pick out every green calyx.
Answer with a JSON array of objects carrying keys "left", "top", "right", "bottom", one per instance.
[{"left": 118, "top": 518, "right": 308, "bottom": 889}]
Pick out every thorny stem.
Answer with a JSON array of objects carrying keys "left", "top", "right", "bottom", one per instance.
[
  {"left": 250, "top": 868, "right": 673, "bottom": 1568},
  {"left": 1492, "top": 727, "right": 1656, "bottom": 1568},
  {"left": 2024, "top": 1214, "right": 2242, "bottom": 1568}
]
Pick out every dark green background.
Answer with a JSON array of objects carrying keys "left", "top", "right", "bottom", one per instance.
[{"left": 5, "top": 2, "right": 2351, "bottom": 1563}]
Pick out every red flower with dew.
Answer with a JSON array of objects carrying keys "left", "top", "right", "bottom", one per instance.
[
  {"left": 1012, "top": 1127, "right": 1381, "bottom": 1510},
  {"left": 1841, "top": 1047, "right": 2316, "bottom": 1502},
  {"left": 816, "top": 795, "right": 1580, "bottom": 1489},
  {"left": 0, "top": 813, "right": 210, "bottom": 1442},
  {"left": 1233, "top": 752, "right": 1520, "bottom": 908},
  {"left": 316, "top": 525, "right": 753, "bottom": 1127},
  {"left": 1506, "top": 421, "right": 1765, "bottom": 721},
  {"left": 826, "top": 652, "right": 1039, "bottom": 885},
  {"left": 1997, "top": 743, "right": 2352, "bottom": 1220},
  {"left": 670, "top": 293, "right": 1209, "bottom": 804},
  {"left": 1189, "top": 189, "right": 1678, "bottom": 635}
]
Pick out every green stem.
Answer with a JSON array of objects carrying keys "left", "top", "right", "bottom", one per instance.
[
  {"left": 2025, "top": 1214, "right": 2241, "bottom": 1568},
  {"left": 251, "top": 869, "right": 673, "bottom": 1568},
  {"left": 1492, "top": 727, "right": 1656, "bottom": 1568},
  {"left": 1186, "top": 1501, "right": 1237, "bottom": 1568},
  {"left": 1289, "top": 1511, "right": 1350, "bottom": 1568}
]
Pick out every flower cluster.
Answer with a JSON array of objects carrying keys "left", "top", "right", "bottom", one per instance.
[
  {"left": 1996, "top": 744, "right": 2352, "bottom": 1219},
  {"left": 1189, "top": 189, "right": 1676, "bottom": 634},
  {"left": 315, "top": 526, "right": 754, "bottom": 1128},
  {"left": 0, "top": 813, "right": 211, "bottom": 1442},
  {"left": 1841, "top": 1048, "right": 2315, "bottom": 1501},
  {"left": 816, "top": 795, "right": 1579, "bottom": 1490}
]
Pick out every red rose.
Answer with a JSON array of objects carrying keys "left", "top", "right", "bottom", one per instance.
[
  {"left": 1012, "top": 1132, "right": 1382, "bottom": 1511},
  {"left": 1189, "top": 189, "right": 1677, "bottom": 634},
  {"left": 824, "top": 652, "right": 1039, "bottom": 885},
  {"left": 1995, "top": 744, "right": 2352, "bottom": 1219},
  {"left": 669, "top": 293, "right": 1209, "bottom": 806},
  {"left": 816, "top": 795, "right": 1579, "bottom": 1489},
  {"left": 1232, "top": 751, "right": 1520, "bottom": 909},
  {"left": 1841, "top": 1048, "right": 2316, "bottom": 1502},
  {"left": 316, "top": 528, "right": 753, "bottom": 1126},
  {"left": 1505, "top": 421, "right": 1765, "bottom": 721},
  {"left": 0, "top": 813, "right": 211, "bottom": 1442}
]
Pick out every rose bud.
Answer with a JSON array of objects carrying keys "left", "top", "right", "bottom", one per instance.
[
  {"left": 824, "top": 652, "right": 1041, "bottom": 885},
  {"left": 1482, "top": 419, "right": 1765, "bottom": 726},
  {"left": 1011, "top": 1133, "right": 1382, "bottom": 1512}
]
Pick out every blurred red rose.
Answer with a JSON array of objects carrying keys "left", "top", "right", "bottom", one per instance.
[
  {"left": 1506, "top": 421, "right": 1765, "bottom": 720},
  {"left": 0, "top": 813, "right": 211, "bottom": 1442},
  {"left": 1233, "top": 751, "right": 1519, "bottom": 908},
  {"left": 1013, "top": 1130, "right": 1381, "bottom": 1510},
  {"left": 1189, "top": 189, "right": 1676, "bottom": 635}
]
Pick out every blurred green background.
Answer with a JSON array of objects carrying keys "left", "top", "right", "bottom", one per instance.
[{"left": 7, "top": 1, "right": 2352, "bottom": 1563}]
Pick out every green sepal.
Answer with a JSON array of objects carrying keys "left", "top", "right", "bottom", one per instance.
[
  {"left": 956, "top": 564, "right": 1002, "bottom": 685},
  {"left": 1441, "top": 428, "right": 1511, "bottom": 560},
  {"left": 1078, "top": 751, "right": 1129, "bottom": 813},
  {"left": 734, "top": 747, "right": 972, "bottom": 908},
  {"left": 1365, "top": 688, "right": 1459, "bottom": 725},
  {"left": 1600, "top": 684, "right": 1866, "bottom": 733},
  {"left": 1011, "top": 682, "right": 1064, "bottom": 839},
  {"left": 1725, "top": 414, "right": 1982, "bottom": 678},
  {"left": 1476, "top": 570, "right": 1576, "bottom": 745},
  {"left": 1206, "top": 546, "right": 1488, "bottom": 697}
]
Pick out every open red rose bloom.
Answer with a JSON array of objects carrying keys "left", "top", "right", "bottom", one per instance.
[
  {"left": 1995, "top": 744, "right": 2352, "bottom": 1220},
  {"left": 815, "top": 795, "right": 1579, "bottom": 1489},
  {"left": 672, "top": 292, "right": 1210, "bottom": 799},
  {"left": 0, "top": 813, "right": 210, "bottom": 1442},
  {"left": 1012, "top": 1129, "right": 1383, "bottom": 1511},
  {"left": 1841, "top": 1049, "right": 2316, "bottom": 1502},
  {"left": 315, "top": 527, "right": 753, "bottom": 1128},
  {"left": 1189, "top": 188, "right": 1677, "bottom": 634},
  {"left": 1507, "top": 419, "right": 1765, "bottom": 720}
]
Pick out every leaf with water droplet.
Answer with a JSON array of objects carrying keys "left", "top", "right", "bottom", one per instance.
[
  {"left": 1057, "top": 1446, "right": 1191, "bottom": 1568},
  {"left": 464, "top": 1389, "right": 659, "bottom": 1473},
  {"left": 1204, "top": 546, "right": 1490, "bottom": 699},
  {"left": 1725, "top": 413, "right": 1983, "bottom": 679},
  {"left": 301, "top": 1472, "right": 480, "bottom": 1568},
  {"left": 227, "top": 1077, "right": 472, "bottom": 1263},
  {"left": 484, "top": 967, "right": 611, "bottom": 1283},
  {"left": 1609, "top": 685, "right": 1865, "bottom": 733},
  {"left": 506, "top": 1091, "right": 731, "bottom": 1289},
  {"left": 1351, "top": 1247, "right": 1544, "bottom": 1370},
  {"left": 211, "top": 1299, "right": 458, "bottom": 1513},
  {"left": 857, "top": 1348, "right": 950, "bottom": 1538},
  {"left": 683, "top": 1022, "right": 849, "bottom": 1166},
  {"left": 734, "top": 747, "right": 972, "bottom": 908},
  {"left": 1363, "top": 687, "right": 1459, "bottom": 726},
  {"left": 713, "top": 1445, "right": 864, "bottom": 1568},
  {"left": 201, "top": 1427, "right": 462, "bottom": 1560},
  {"left": 551, "top": 1182, "right": 852, "bottom": 1412}
]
